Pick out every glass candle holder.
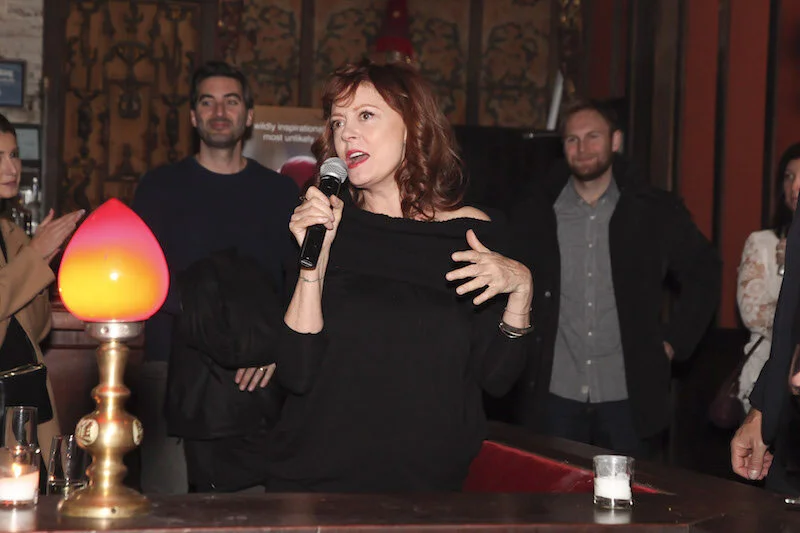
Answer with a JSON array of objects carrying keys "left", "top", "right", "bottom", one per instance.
[
  {"left": 593, "top": 454, "right": 634, "bottom": 509},
  {"left": 0, "top": 447, "right": 40, "bottom": 508}
]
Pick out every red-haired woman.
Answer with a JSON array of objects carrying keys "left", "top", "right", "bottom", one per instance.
[{"left": 270, "top": 60, "right": 533, "bottom": 492}]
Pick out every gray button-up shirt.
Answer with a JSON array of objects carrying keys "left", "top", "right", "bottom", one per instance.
[{"left": 549, "top": 178, "right": 628, "bottom": 403}]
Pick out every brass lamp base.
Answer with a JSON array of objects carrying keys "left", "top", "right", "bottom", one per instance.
[
  {"left": 58, "top": 322, "right": 151, "bottom": 518},
  {"left": 57, "top": 485, "right": 150, "bottom": 519}
]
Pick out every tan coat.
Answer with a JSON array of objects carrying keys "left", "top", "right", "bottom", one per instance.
[{"left": 0, "top": 219, "right": 60, "bottom": 462}]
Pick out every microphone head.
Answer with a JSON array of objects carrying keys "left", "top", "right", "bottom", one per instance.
[{"left": 320, "top": 157, "right": 348, "bottom": 184}]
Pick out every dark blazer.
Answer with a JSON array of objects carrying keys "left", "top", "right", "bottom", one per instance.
[
  {"left": 749, "top": 210, "right": 800, "bottom": 491},
  {"left": 508, "top": 157, "right": 721, "bottom": 438}
]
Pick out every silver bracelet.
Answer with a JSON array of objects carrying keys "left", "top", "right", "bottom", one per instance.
[
  {"left": 504, "top": 306, "right": 531, "bottom": 316},
  {"left": 299, "top": 274, "right": 322, "bottom": 283},
  {"left": 498, "top": 320, "right": 533, "bottom": 339}
]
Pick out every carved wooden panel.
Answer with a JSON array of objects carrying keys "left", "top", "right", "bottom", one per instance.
[
  {"left": 480, "top": 0, "right": 556, "bottom": 128},
  {"left": 313, "top": 0, "right": 383, "bottom": 104},
  {"left": 220, "top": 0, "right": 303, "bottom": 106},
  {"left": 61, "top": 0, "right": 203, "bottom": 211},
  {"left": 410, "top": 0, "right": 469, "bottom": 124},
  {"left": 310, "top": 0, "right": 469, "bottom": 123}
]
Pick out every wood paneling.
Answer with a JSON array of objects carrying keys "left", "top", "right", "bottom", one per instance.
[
  {"left": 717, "top": 0, "right": 771, "bottom": 327},
  {"left": 409, "top": 0, "right": 470, "bottom": 125},
  {"left": 479, "top": 0, "right": 555, "bottom": 128},
  {"left": 221, "top": 0, "right": 303, "bottom": 106},
  {"left": 313, "top": 0, "right": 383, "bottom": 104},
  {"left": 648, "top": 0, "right": 682, "bottom": 192},
  {"left": 56, "top": 0, "right": 212, "bottom": 211},
  {"left": 678, "top": 0, "right": 719, "bottom": 240},
  {"left": 771, "top": 0, "right": 800, "bottom": 223}
]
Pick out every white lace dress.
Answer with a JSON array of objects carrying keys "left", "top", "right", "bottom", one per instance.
[{"left": 736, "top": 229, "right": 783, "bottom": 412}]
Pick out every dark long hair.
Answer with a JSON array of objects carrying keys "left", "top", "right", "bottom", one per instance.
[
  {"left": 0, "top": 114, "right": 16, "bottom": 214},
  {"left": 773, "top": 143, "right": 800, "bottom": 236},
  {"left": 0, "top": 114, "right": 16, "bottom": 137},
  {"left": 312, "top": 59, "right": 465, "bottom": 219}
]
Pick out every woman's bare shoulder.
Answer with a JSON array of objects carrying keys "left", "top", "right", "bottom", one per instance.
[{"left": 436, "top": 205, "right": 491, "bottom": 222}]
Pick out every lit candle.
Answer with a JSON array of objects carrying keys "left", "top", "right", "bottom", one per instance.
[
  {"left": 594, "top": 474, "right": 632, "bottom": 500},
  {"left": 0, "top": 463, "right": 38, "bottom": 504}
]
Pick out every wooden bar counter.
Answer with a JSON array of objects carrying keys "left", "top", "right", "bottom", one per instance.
[
  {"left": 6, "top": 424, "right": 796, "bottom": 532},
  {"left": 33, "top": 303, "right": 800, "bottom": 532}
]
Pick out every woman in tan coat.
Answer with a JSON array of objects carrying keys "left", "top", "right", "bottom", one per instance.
[{"left": 0, "top": 114, "right": 83, "bottom": 462}]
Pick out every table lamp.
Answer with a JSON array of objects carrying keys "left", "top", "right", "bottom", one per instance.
[{"left": 56, "top": 198, "right": 168, "bottom": 518}]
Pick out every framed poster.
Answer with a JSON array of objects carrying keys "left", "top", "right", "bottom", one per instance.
[
  {"left": 243, "top": 106, "right": 325, "bottom": 190},
  {"left": 0, "top": 60, "right": 25, "bottom": 107}
]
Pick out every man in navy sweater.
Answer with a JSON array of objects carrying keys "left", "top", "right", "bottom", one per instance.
[{"left": 132, "top": 61, "right": 298, "bottom": 493}]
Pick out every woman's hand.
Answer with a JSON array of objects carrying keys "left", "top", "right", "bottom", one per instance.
[
  {"left": 446, "top": 229, "right": 533, "bottom": 307},
  {"left": 285, "top": 187, "right": 342, "bottom": 334},
  {"left": 29, "top": 209, "right": 85, "bottom": 263},
  {"left": 289, "top": 186, "right": 344, "bottom": 255},
  {"left": 235, "top": 364, "right": 276, "bottom": 392}
]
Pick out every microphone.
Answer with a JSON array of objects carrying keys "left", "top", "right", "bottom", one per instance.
[{"left": 299, "top": 157, "right": 348, "bottom": 269}]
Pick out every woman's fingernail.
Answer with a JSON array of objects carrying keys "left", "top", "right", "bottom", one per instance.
[{"left": 748, "top": 469, "right": 759, "bottom": 480}]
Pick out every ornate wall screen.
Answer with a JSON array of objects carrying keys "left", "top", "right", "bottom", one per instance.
[
  {"left": 60, "top": 0, "right": 204, "bottom": 211},
  {"left": 218, "top": 0, "right": 562, "bottom": 128},
  {"left": 46, "top": 0, "right": 585, "bottom": 212},
  {"left": 219, "top": 0, "right": 302, "bottom": 106}
]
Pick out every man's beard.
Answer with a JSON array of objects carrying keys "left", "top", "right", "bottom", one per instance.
[
  {"left": 197, "top": 120, "right": 246, "bottom": 149},
  {"left": 569, "top": 154, "right": 613, "bottom": 183}
]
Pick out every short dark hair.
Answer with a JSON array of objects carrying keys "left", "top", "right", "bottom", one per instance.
[
  {"left": 0, "top": 113, "right": 16, "bottom": 138},
  {"left": 190, "top": 61, "right": 254, "bottom": 109},
  {"left": 559, "top": 99, "right": 620, "bottom": 134}
]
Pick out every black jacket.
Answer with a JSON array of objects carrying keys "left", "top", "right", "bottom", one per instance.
[
  {"left": 508, "top": 157, "right": 721, "bottom": 437},
  {"left": 749, "top": 209, "right": 800, "bottom": 491},
  {"left": 165, "top": 249, "right": 284, "bottom": 440}
]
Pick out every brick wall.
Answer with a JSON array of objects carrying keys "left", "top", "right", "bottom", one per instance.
[{"left": 0, "top": 0, "right": 43, "bottom": 124}]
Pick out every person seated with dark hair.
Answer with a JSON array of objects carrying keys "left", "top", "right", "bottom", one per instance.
[{"left": 266, "top": 59, "right": 534, "bottom": 492}]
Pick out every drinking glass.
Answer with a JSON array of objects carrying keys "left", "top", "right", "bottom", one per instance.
[
  {"left": 2, "top": 407, "right": 38, "bottom": 452},
  {"left": 593, "top": 455, "right": 634, "bottom": 509},
  {"left": 0, "top": 448, "right": 38, "bottom": 508},
  {"left": 0, "top": 407, "right": 40, "bottom": 507},
  {"left": 46, "top": 435, "right": 88, "bottom": 497}
]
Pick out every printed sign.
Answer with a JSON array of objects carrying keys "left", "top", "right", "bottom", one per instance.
[{"left": 243, "top": 106, "right": 326, "bottom": 190}]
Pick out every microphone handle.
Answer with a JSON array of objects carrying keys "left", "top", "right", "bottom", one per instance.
[{"left": 299, "top": 176, "right": 344, "bottom": 269}]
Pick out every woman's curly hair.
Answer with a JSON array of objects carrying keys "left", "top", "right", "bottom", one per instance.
[{"left": 312, "top": 59, "right": 465, "bottom": 219}]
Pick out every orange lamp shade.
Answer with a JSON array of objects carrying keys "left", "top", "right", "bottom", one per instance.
[{"left": 58, "top": 198, "right": 169, "bottom": 322}]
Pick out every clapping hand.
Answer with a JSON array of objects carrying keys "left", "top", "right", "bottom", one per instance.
[{"left": 29, "top": 209, "right": 85, "bottom": 263}]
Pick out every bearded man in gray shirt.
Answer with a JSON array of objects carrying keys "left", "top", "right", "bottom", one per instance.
[{"left": 508, "top": 100, "right": 720, "bottom": 459}]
